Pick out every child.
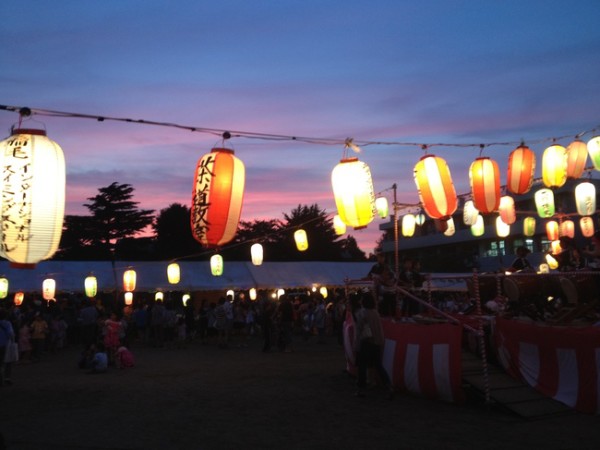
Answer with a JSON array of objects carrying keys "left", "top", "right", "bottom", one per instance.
[
  {"left": 116, "top": 346, "right": 135, "bottom": 369},
  {"left": 18, "top": 322, "right": 32, "bottom": 363},
  {"left": 90, "top": 343, "right": 108, "bottom": 373}
]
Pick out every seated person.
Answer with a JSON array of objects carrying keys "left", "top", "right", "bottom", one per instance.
[{"left": 90, "top": 343, "right": 108, "bottom": 373}]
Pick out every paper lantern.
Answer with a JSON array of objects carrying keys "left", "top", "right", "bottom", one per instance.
[
  {"left": 542, "top": 144, "right": 567, "bottom": 188},
  {"left": 535, "top": 189, "right": 555, "bottom": 218},
  {"left": 413, "top": 155, "right": 457, "bottom": 220},
  {"left": 251, "top": 243, "right": 264, "bottom": 265},
  {"left": 319, "top": 286, "right": 328, "bottom": 299},
  {"left": 507, "top": 144, "right": 536, "bottom": 195},
  {"left": 125, "top": 292, "right": 133, "bottom": 305},
  {"left": 333, "top": 214, "right": 347, "bottom": 235},
  {"left": 575, "top": 182, "right": 596, "bottom": 216},
  {"left": 499, "top": 196, "right": 516, "bottom": 225},
  {"left": 587, "top": 136, "right": 600, "bottom": 170},
  {"left": 294, "top": 229, "right": 309, "bottom": 251},
  {"left": 550, "top": 240, "right": 562, "bottom": 255},
  {"left": 539, "top": 264, "right": 549, "bottom": 274},
  {"left": 226, "top": 289, "right": 234, "bottom": 300},
  {"left": 580, "top": 217, "right": 595, "bottom": 237},
  {"left": 0, "top": 129, "right": 66, "bottom": 267},
  {"left": 523, "top": 217, "right": 536, "bottom": 237},
  {"left": 560, "top": 220, "right": 575, "bottom": 239},
  {"left": 277, "top": 288, "right": 285, "bottom": 299},
  {"left": 42, "top": 278, "right": 56, "bottom": 301},
  {"left": 167, "top": 263, "right": 180, "bottom": 284},
  {"left": 566, "top": 139, "right": 588, "bottom": 179},
  {"left": 123, "top": 268, "right": 136, "bottom": 292},
  {"left": 463, "top": 200, "right": 479, "bottom": 226},
  {"left": 470, "top": 157, "right": 500, "bottom": 214},
  {"left": 401, "top": 214, "right": 416, "bottom": 237},
  {"left": 546, "top": 221, "right": 559, "bottom": 241},
  {"left": 84, "top": 275, "right": 97, "bottom": 298},
  {"left": 331, "top": 157, "right": 375, "bottom": 229},
  {"left": 435, "top": 219, "right": 449, "bottom": 233},
  {"left": 211, "top": 254, "right": 224, "bottom": 276},
  {"left": 495, "top": 216, "right": 510, "bottom": 237},
  {"left": 415, "top": 213, "right": 426, "bottom": 226},
  {"left": 546, "top": 254, "right": 559, "bottom": 270},
  {"left": 470, "top": 215, "right": 484, "bottom": 237},
  {"left": 182, "top": 293, "right": 191, "bottom": 306},
  {"left": 191, "top": 147, "right": 245, "bottom": 248},
  {"left": 375, "top": 197, "right": 389, "bottom": 219},
  {"left": 249, "top": 288, "right": 257, "bottom": 301},
  {"left": 0, "top": 277, "right": 8, "bottom": 299},
  {"left": 14, "top": 291, "right": 24, "bottom": 306},
  {"left": 443, "top": 217, "right": 456, "bottom": 237}
]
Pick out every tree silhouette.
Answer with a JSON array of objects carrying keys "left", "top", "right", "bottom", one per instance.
[{"left": 153, "top": 203, "right": 204, "bottom": 259}]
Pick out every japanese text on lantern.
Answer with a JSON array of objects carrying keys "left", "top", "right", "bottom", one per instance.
[
  {"left": 192, "top": 153, "right": 215, "bottom": 239},
  {"left": 2, "top": 136, "right": 32, "bottom": 253},
  {"left": 360, "top": 162, "right": 376, "bottom": 214}
]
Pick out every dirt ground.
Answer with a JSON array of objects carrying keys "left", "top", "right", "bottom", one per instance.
[{"left": 1, "top": 333, "right": 599, "bottom": 450}]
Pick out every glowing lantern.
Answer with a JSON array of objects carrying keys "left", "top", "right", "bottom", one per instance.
[
  {"left": 507, "top": 144, "right": 536, "bottom": 195},
  {"left": 542, "top": 144, "right": 567, "bottom": 188},
  {"left": 546, "top": 254, "right": 559, "bottom": 270},
  {"left": 0, "top": 129, "right": 66, "bottom": 267},
  {"left": 123, "top": 268, "right": 136, "bottom": 292},
  {"left": 470, "top": 215, "right": 484, "bottom": 237},
  {"left": 331, "top": 157, "right": 375, "bottom": 229},
  {"left": 523, "top": 217, "right": 536, "bottom": 237},
  {"left": 575, "top": 182, "right": 596, "bottom": 216},
  {"left": 415, "top": 213, "right": 426, "bottom": 226},
  {"left": 277, "top": 288, "right": 285, "bottom": 299},
  {"left": 495, "top": 216, "right": 510, "bottom": 237},
  {"left": 211, "top": 254, "right": 224, "bottom": 276},
  {"left": 182, "top": 293, "right": 191, "bottom": 306},
  {"left": 333, "top": 215, "right": 346, "bottom": 235},
  {"left": 435, "top": 219, "right": 448, "bottom": 233},
  {"left": 470, "top": 157, "right": 500, "bottom": 214},
  {"left": 251, "top": 243, "right": 264, "bottom": 265},
  {"left": 546, "top": 221, "right": 559, "bottom": 240},
  {"left": 191, "top": 147, "right": 245, "bottom": 248},
  {"left": 566, "top": 140, "right": 588, "bottom": 179},
  {"left": 588, "top": 136, "right": 600, "bottom": 170},
  {"left": 153, "top": 291, "right": 163, "bottom": 302},
  {"left": 319, "top": 286, "right": 328, "bottom": 299},
  {"left": 226, "top": 289, "right": 234, "bottom": 299},
  {"left": 14, "top": 292, "right": 24, "bottom": 306},
  {"left": 0, "top": 277, "right": 7, "bottom": 299},
  {"left": 443, "top": 217, "right": 456, "bottom": 237},
  {"left": 249, "top": 288, "right": 257, "bottom": 301},
  {"left": 375, "top": 197, "right": 389, "bottom": 219},
  {"left": 463, "top": 200, "right": 479, "bottom": 226},
  {"left": 499, "top": 196, "right": 516, "bottom": 225},
  {"left": 42, "top": 278, "right": 56, "bottom": 301},
  {"left": 167, "top": 263, "right": 180, "bottom": 284},
  {"left": 294, "top": 229, "right": 309, "bottom": 251},
  {"left": 550, "top": 240, "right": 562, "bottom": 255},
  {"left": 84, "top": 275, "right": 97, "bottom": 298},
  {"left": 535, "top": 189, "right": 555, "bottom": 218},
  {"left": 124, "top": 292, "right": 133, "bottom": 305},
  {"left": 560, "top": 220, "right": 575, "bottom": 239},
  {"left": 414, "top": 155, "right": 458, "bottom": 220},
  {"left": 580, "top": 216, "right": 595, "bottom": 237},
  {"left": 539, "top": 264, "right": 549, "bottom": 274},
  {"left": 401, "top": 214, "right": 416, "bottom": 237}
]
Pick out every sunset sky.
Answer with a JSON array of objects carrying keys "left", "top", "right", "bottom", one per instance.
[{"left": 1, "top": 1, "right": 599, "bottom": 255}]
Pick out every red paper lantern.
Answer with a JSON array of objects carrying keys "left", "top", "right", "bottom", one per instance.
[
  {"left": 470, "top": 157, "right": 500, "bottom": 214},
  {"left": 546, "top": 220, "right": 559, "bottom": 241},
  {"left": 507, "top": 144, "right": 535, "bottom": 195},
  {"left": 191, "top": 148, "right": 245, "bottom": 248},
  {"left": 413, "top": 155, "right": 457, "bottom": 220}
]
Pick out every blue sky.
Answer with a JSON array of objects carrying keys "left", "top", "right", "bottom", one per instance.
[{"left": 1, "top": 0, "right": 599, "bottom": 255}]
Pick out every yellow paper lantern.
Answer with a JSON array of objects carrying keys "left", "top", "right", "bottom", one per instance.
[
  {"left": 580, "top": 216, "right": 595, "bottom": 238},
  {"left": 550, "top": 240, "right": 562, "bottom": 255},
  {"left": 125, "top": 292, "right": 133, "bottom": 305},
  {"left": 249, "top": 288, "right": 257, "bottom": 301},
  {"left": 575, "top": 182, "right": 596, "bottom": 216},
  {"left": 84, "top": 275, "right": 97, "bottom": 298},
  {"left": 294, "top": 229, "right": 309, "bottom": 251},
  {"left": 211, "top": 254, "right": 224, "bottom": 276},
  {"left": 0, "top": 128, "right": 66, "bottom": 267},
  {"left": 539, "top": 263, "right": 549, "bottom": 274},
  {"left": 542, "top": 144, "right": 567, "bottom": 188},
  {"left": 566, "top": 139, "right": 588, "bottom": 179},
  {"left": 560, "top": 220, "right": 575, "bottom": 239},
  {"left": 499, "top": 196, "right": 516, "bottom": 225},
  {"left": 587, "top": 136, "right": 600, "bottom": 170},
  {"left": 251, "top": 243, "right": 264, "bottom": 265},
  {"left": 470, "top": 157, "right": 501, "bottom": 214},
  {"left": 546, "top": 221, "right": 559, "bottom": 241},
  {"left": 123, "top": 268, "right": 136, "bottom": 292},
  {"left": 414, "top": 155, "right": 458, "bottom": 220},
  {"left": 463, "top": 200, "right": 479, "bottom": 226},
  {"left": 42, "top": 278, "right": 56, "bottom": 301},
  {"left": 401, "top": 214, "right": 416, "bottom": 237},
  {"left": 167, "top": 262, "right": 180, "bottom": 284},
  {"left": 546, "top": 254, "right": 559, "bottom": 270},
  {"left": 14, "top": 291, "right": 24, "bottom": 306},
  {"left": 319, "top": 286, "right": 328, "bottom": 299},
  {"left": 535, "top": 189, "right": 555, "bottom": 218},
  {"left": 375, "top": 197, "right": 389, "bottom": 219},
  {"left": 507, "top": 144, "right": 536, "bottom": 195},
  {"left": 523, "top": 217, "right": 536, "bottom": 237},
  {"left": 182, "top": 293, "right": 191, "bottom": 306},
  {"left": 443, "top": 217, "right": 456, "bottom": 237},
  {"left": 470, "top": 215, "right": 484, "bottom": 237},
  {"left": 495, "top": 216, "right": 510, "bottom": 237},
  {"left": 333, "top": 214, "right": 347, "bottom": 235},
  {"left": 331, "top": 157, "right": 375, "bottom": 229},
  {"left": 0, "top": 277, "right": 8, "bottom": 299}
]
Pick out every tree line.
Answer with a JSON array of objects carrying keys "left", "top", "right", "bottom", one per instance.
[{"left": 54, "top": 182, "right": 368, "bottom": 262}]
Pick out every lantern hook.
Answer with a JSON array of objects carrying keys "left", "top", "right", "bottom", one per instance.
[{"left": 478, "top": 144, "right": 485, "bottom": 157}]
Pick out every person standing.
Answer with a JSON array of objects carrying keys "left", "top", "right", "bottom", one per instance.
[
  {"left": 30, "top": 313, "right": 49, "bottom": 361},
  {"left": 0, "top": 309, "right": 16, "bottom": 386}
]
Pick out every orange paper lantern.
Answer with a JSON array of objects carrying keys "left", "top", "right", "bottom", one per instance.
[
  {"left": 546, "top": 220, "right": 559, "bottom": 241},
  {"left": 413, "top": 155, "right": 457, "bottom": 220},
  {"left": 566, "top": 139, "right": 588, "bottom": 179},
  {"left": 123, "top": 268, "right": 136, "bottom": 292},
  {"left": 507, "top": 144, "right": 535, "bottom": 195},
  {"left": 470, "top": 157, "right": 500, "bottom": 214}
]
